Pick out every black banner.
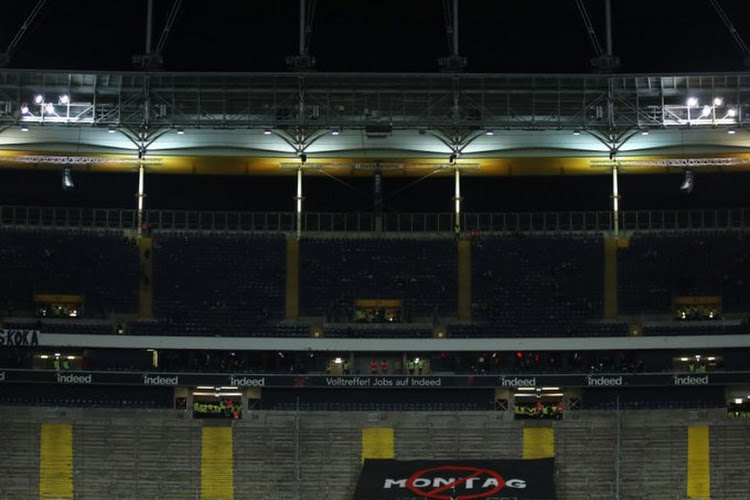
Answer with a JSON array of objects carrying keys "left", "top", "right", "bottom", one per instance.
[
  {"left": 354, "top": 459, "right": 555, "bottom": 500},
  {"left": 0, "top": 370, "right": 748, "bottom": 388}
]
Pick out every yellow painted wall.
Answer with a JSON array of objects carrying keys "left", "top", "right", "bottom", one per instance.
[
  {"left": 687, "top": 425, "right": 710, "bottom": 499},
  {"left": 201, "top": 426, "right": 234, "bottom": 500},
  {"left": 522, "top": 427, "right": 555, "bottom": 459},
  {"left": 40, "top": 423, "right": 73, "bottom": 500},
  {"left": 361, "top": 427, "right": 394, "bottom": 463}
]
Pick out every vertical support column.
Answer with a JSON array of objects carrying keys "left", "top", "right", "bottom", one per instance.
[
  {"left": 457, "top": 239, "right": 472, "bottom": 321},
  {"left": 296, "top": 167, "right": 303, "bottom": 239},
  {"left": 452, "top": 0, "right": 459, "bottom": 57},
  {"left": 286, "top": 236, "right": 300, "bottom": 320},
  {"left": 603, "top": 237, "right": 618, "bottom": 320},
  {"left": 299, "top": 0, "right": 306, "bottom": 56},
  {"left": 137, "top": 153, "right": 146, "bottom": 236},
  {"left": 454, "top": 167, "right": 461, "bottom": 235},
  {"left": 145, "top": 0, "right": 154, "bottom": 55},
  {"left": 604, "top": 0, "right": 613, "bottom": 56},
  {"left": 612, "top": 165, "right": 619, "bottom": 239},
  {"left": 138, "top": 236, "right": 153, "bottom": 317}
]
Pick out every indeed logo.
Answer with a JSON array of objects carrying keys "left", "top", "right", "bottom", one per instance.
[
  {"left": 500, "top": 376, "right": 536, "bottom": 387},
  {"left": 56, "top": 373, "right": 92, "bottom": 384},
  {"left": 587, "top": 376, "right": 623, "bottom": 386},
  {"left": 673, "top": 374, "right": 709, "bottom": 386},
  {"left": 142, "top": 374, "right": 179, "bottom": 386},
  {"left": 229, "top": 376, "right": 265, "bottom": 387}
]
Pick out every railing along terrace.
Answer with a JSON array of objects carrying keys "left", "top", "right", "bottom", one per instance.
[
  {"left": 3, "top": 206, "right": 750, "bottom": 232},
  {"left": 0, "top": 70, "right": 749, "bottom": 129}
]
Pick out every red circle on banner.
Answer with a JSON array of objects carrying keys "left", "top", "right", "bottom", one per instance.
[{"left": 405, "top": 465, "right": 506, "bottom": 500}]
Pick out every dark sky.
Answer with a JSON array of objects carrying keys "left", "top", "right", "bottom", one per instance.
[{"left": 2, "top": 0, "right": 750, "bottom": 73}]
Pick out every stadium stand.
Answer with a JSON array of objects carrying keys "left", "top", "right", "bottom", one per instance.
[
  {"left": 618, "top": 231, "right": 750, "bottom": 314},
  {"left": 300, "top": 236, "right": 457, "bottom": 320},
  {"left": 150, "top": 232, "right": 286, "bottom": 335},
  {"left": 471, "top": 234, "right": 604, "bottom": 335},
  {"left": 0, "top": 228, "right": 139, "bottom": 317}
]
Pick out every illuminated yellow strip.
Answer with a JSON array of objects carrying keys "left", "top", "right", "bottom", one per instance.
[
  {"left": 39, "top": 423, "right": 73, "bottom": 500},
  {"left": 201, "top": 427, "right": 234, "bottom": 500},
  {"left": 687, "top": 425, "right": 710, "bottom": 498},
  {"left": 522, "top": 427, "right": 554, "bottom": 459},
  {"left": 361, "top": 427, "right": 394, "bottom": 463}
]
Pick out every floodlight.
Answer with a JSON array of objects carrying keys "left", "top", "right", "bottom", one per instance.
[
  {"left": 713, "top": 97, "right": 724, "bottom": 106},
  {"left": 33, "top": 94, "right": 43, "bottom": 104},
  {"left": 58, "top": 94, "right": 69, "bottom": 105},
  {"left": 20, "top": 104, "right": 29, "bottom": 114},
  {"left": 687, "top": 97, "right": 699, "bottom": 108},
  {"left": 700, "top": 105, "right": 711, "bottom": 117},
  {"left": 727, "top": 108, "right": 737, "bottom": 117},
  {"left": 485, "top": 130, "right": 495, "bottom": 136},
  {"left": 176, "top": 128, "right": 185, "bottom": 135},
  {"left": 20, "top": 125, "right": 29, "bottom": 132},
  {"left": 62, "top": 167, "right": 75, "bottom": 191},
  {"left": 44, "top": 103, "right": 54, "bottom": 114}
]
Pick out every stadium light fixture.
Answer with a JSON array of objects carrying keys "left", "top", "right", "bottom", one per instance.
[
  {"left": 679, "top": 169, "right": 694, "bottom": 194},
  {"left": 20, "top": 103, "right": 29, "bottom": 114},
  {"left": 58, "top": 94, "right": 69, "bottom": 105},
  {"left": 726, "top": 108, "right": 737, "bottom": 118},
  {"left": 713, "top": 97, "right": 724, "bottom": 106},
  {"left": 687, "top": 97, "right": 699, "bottom": 108},
  {"left": 33, "top": 94, "right": 43, "bottom": 104},
  {"left": 44, "top": 103, "right": 55, "bottom": 114},
  {"left": 62, "top": 166, "right": 75, "bottom": 191},
  {"left": 700, "top": 105, "right": 711, "bottom": 117}
]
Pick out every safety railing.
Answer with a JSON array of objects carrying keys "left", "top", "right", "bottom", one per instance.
[{"left": 3, "top": 205, "right": 750, "bottom": 233}]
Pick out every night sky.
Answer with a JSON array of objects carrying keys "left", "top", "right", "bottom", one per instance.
[{"left": 1, "top": 0, "right": 750, "bottom": 73}]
